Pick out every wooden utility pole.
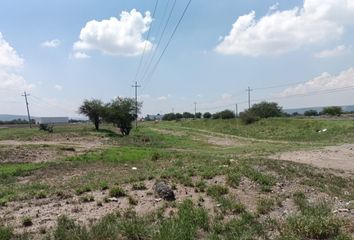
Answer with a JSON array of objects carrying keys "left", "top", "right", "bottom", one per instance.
[
  {"left": 235, "top": 104, "right": 238, "bottom": 118},
  {"left": 22, "top": 91, "right": 32, "bottom": 128},
  {"left": 194, "top": 102, "right": 197, "bottom": 119},
  {"left": 246, "top": 87, "right": 253, "bottom": 109},
  {"left": 132, "top": 81, "right": 141, "bottom": 128}
]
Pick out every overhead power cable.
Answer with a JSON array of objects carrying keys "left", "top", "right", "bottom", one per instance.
[
  {"left": 139, "top": 0, "right": 177, "bottom": 86},
  {"left": 141, "top": 0, "right": 192, "bottom": 91},
  {"left": 133, "top": 0, "right": 160, "bottom": 83}
]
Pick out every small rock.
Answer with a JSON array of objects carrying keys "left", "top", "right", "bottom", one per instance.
[
  {"left": 216, "top": 204, "right": 222, "bottom": 207},
  {"left": 132, "top": 167, "right": 137, "bottom": 170},
  {"left": 154, "top": 198, "right": 162, "bottom": 202},
  {"left": 337, "top": 208, "right": 350, "bottom": 213},
  {"left": 154, "top": 182, "right": 175, "bottom": 201},
  {"left": 108, "top": 197, "right": 119, "bottom": 202}
]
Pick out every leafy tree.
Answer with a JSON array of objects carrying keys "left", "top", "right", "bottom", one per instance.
[
  {"left": 304, "top": 110, "right": 318, "bottom": 117},
  {"left": 213, "top": 110, "right": 235, "bottom": 119},
  {"left": 195, "top": 112, "right": 202, "bottom": 119},
  {"left": 162, "top": 113, "right": 176, "bottom": 121},
  {"left": 102, "top": 97, "right": 141, "bottom": 136},
  {"left": 183, "top": 112, "right": 194, "bottom": 119},
  {"left": 175, "top": 113, "right": 183, "bottom": 120},
  {"left": 239, "top": 110, "right": 259, "bottom": 125},
  {"left": 249, "top": 101, "right": 283, "bottom": 118},
  {"left": 203, "top": 112, "right": 212, "bottom": 119},
  {"left": 78, "top": 99, "right": 103, "bottom": 130},
  {"left": 321, "top": 106, "right": 343, "bottom": 116}
]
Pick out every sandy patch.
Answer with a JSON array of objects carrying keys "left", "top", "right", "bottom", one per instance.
[{"left": 270, "top": 144, "right": 354, "bottom": 172}]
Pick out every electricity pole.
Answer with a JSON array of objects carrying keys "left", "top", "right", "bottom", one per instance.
[
  {"left": 132, "top": 81, "right": 141, "bottom": 128},
  {"left": 194, "top": 102, "right": 197, "bottom": 119},
  {"left": 235, "top": 104, "right": 238, "bottom": 118},
  {"left": 22, "top": 91, "right": 32, "bottom": 128},
  {"left": 246, "top": 87, "right": 253, "bottom": 109}
]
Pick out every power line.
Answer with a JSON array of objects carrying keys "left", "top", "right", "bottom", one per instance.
[
  {"left": 141, "top": 0, "right": 192, "bottom": 91},
  {"left": 133, "top": 0, "right": 160, "bottom": 83},
  {"left": 140, "top": 0, "right": 177, "bottom": 87}
]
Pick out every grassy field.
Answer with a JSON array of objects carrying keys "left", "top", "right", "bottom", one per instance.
[{"left": 0, "top": 119, "right": 353, "bottom": 239}]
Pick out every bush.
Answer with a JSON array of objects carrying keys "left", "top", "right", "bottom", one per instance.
[
  {"left": 321, "top": 106, "right": 343, "bottom": 116},
  {"left": 182, "top": 112, "right": 194, "bottom": 119},
  {"left": 213, "top": 110, "right": 235, "bottom": 119},
  {"left": 249, "top": 101, "right": 283, "bottom": 118},
  {"left": 162, "top": 113, "right": 176, "bottom": 121},
  {"left": 175, "top": 113, "right": 183, "bottom": 120},
  {"left": 109, "top": 187, "right": 126, "bottom": 198},
  {"left": 304, "top": 109, "right": 318, "bottom": 116},
  {"left": 203, "top": 112, "right": 212, "bottom": 119},
  {"left": 239, "top": 110, "right": 259, "bottom": 124},
  {"left": 195, "top": 112, "right": 202, "bottom": 119}
]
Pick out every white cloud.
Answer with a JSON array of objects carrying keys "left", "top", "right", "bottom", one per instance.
[
  {"left": 269, "top": 2, "right": 279, "bottom": 11},
  {"left": 0, "top": 32, "right": 24, "bottom": 68},
  {"left": 139, "top": 94, "right": 151, "bottom": 99},
  {"left": 73, "top": 9, "right": 152, "bottom": 57},
  {"left": 280, "top": 67, "right": 354, "bottom": 96},
  {"left": 41, "top": 39, "right": 61, "bottom": 48},
  {"left": 73, "top": 52, "right": 91, "bottom": 59},
  {"left": 0, "top": 33, "right": 32, "bottom": 91},
  {"left": 216, "top": 0, "right": 354, "bottom": 56},
  {"left": 157, "top": 96, "right": 168, "bottom": 101},
  {"left": 314, "top": 45, "right": 350, "bottom": 58},
  {"left": 222, "top": 93, "right": 232, "bottom": 100},
  {"left": 0, "top": 69, "right": 34, "bottom": 91},
  {"left": 54, "top": 84, "right": 63, "bottom": 91}
]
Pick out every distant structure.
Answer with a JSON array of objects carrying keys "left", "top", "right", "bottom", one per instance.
[
  {"left": 145, "top": 114, "right": 163, "bottom": 121},
  {"left": 35, "top": 117, "right": 69, "bottom": 125}
]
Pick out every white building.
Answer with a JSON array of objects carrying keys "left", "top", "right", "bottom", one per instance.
[{"left": 35, "top": 117, "right": 69, "bottom": 125}]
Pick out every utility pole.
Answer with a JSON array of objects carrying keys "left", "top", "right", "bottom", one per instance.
[
  {"left": 194, "top": 102, "right": 197, "bottom": 119},
  {"left": 132, "top": 81, "right": 141, "bottom": 128},
  {"left": 246, "top": 87, "right": 253, "bottom": 109},
  {"left": 22, "top": 91, "right": 32, "bottom": 128},
  {"left": 235, "top": 104, "right": 238, "bottom": 118}
]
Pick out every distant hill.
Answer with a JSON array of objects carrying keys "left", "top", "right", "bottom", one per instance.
[
  {"left": 0, "top": 114, "right": 30, "bottom": 121},
  {"left": 284, "top": 105, "right": 354, "bottom": 114}
]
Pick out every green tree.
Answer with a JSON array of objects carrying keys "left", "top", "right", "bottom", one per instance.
[
  {"left": 321, "top": 106, "right": 343, "bottom": 116},
  {"left": 78, "top": 99, "right": 103, "bottom": 130},
  {"left": 183, "top": 112, "right": 194, "bottom": 119},
  {"left": 213, "top": 110, "right": 235, "bottom": 119},
  {"left": 162, "top": 113, "right": 176, "bottom": 121},
  {"left": 102, "top": 97, "right": 141, "bottom": 136},
  {"left": 195, "top": 112, "right": 202, "bottom": 119},
  {"left": 249, "top": 101, "right": 283, "bottom": 118},
  {"left": 203, "top": 112, "right": 212, "bottom": 119},
  {"left": 304, "top": 109, "right": 318, "bottom": 117}
]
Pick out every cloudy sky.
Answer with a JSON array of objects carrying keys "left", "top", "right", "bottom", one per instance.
[{"left": 1, "top": 0, "right": 354, "bottom": 117}]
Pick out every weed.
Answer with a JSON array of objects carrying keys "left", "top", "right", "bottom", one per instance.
[
  {"left": 109, "top": 186, "right": 126, "bottom": 198},
  {"left": 80, "top": 195, "right": 94, "bottom": 203},
  {"left": 22, "top": 216, "right": 33, "bottom": 227},
  {"left": 226, "top": 172, "right": 241, "bottom": 188},
  {"left": 256, "top": 197, "right": 275, "bottom": 215},
  {"left": 99, "top": 181, "right": 109, "bottom": 191},
  {"left": 75, "top": 185, "right": 92, "bottom": 195},
  {"left": 132, "top": 182, "right": 147, "bottom": 191},
  {"left": 207, "top": 185, "right": 229, "bottom": 198},
  {"left": 0, "top": 226, "right": 12, "bottom": 240},
  {"left": 128, "top": 195, "right": 138, "bottom": 205},
  {"left": 195, "top": 180, "right": 207, "bottom": 192}
]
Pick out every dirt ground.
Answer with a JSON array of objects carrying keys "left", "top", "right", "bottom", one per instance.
[{"left": 271, "top": 144, "right": 354, "bottom": 173}]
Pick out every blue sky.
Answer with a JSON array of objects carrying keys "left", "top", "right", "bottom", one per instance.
[{"left": 1, "top": 0, "right": 354, "bottom": 117}]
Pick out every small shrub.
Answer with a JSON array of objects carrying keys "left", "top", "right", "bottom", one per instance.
[
  {"left": 240, "top": 111, "right": 259, "bottom": 124},
  {"left": 195, "top": 180, "right": 207, "bottom": 192},
  {"left": 128, "top": 196, "right": 138, "bottom": 205},
  {"left": 207, "top": 185, "right": 229, "bottom": 198},
  {"left": 227, "top": 172, "right": 241, "bottom": 188},
  {"left": 109, "top": 187, "right": 126, "bottom": 198},
  {"left": 99, "top": 181, "right": 109, "bottom": 191},
  {"left": 75, "top": 185, "right": 92, "bottom": 195},
  {"left": 132, "top": 182, "right": 147, "bottom": 191},
  {"left": 256, "top": 198, "right": 275, "bottom": 214},
  {"left": 22, "top": 216, "right": 33, "bottom": 227},
  {"left": 36, "top": 191, "right": 47, "bottom": 199},
  {"left": 80, "top": 195, "right": 94, "bottom": 203},
  {"left": 53, "top": 215, "right": 89, "bottom": 240},
  {"left": 151, "top": 152, "right": 161, "bottom": 161}
]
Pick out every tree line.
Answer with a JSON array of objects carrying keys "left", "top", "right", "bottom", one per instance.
[
  {"left": 159, "top": 102, "right": 346, "bottom": 125},
  {"left": 79, "top": 97, "right": 140, "bottom": 136}
]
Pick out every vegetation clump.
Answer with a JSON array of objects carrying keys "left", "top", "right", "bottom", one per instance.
[{"left": 109, "top": 186, "right": 126, "bottom": 198}]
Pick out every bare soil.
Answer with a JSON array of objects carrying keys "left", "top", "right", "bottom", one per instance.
[{"left": 271, "top": 144, "right": 354, "bottom": 173}]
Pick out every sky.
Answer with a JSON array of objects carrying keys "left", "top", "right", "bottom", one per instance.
[{"left": 0, "top": 0, "right": 354, "bottom": 118}]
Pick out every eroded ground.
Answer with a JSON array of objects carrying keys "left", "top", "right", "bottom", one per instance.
[{"left": 0, "top": 122, "right": 353, "bottom": 239}]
